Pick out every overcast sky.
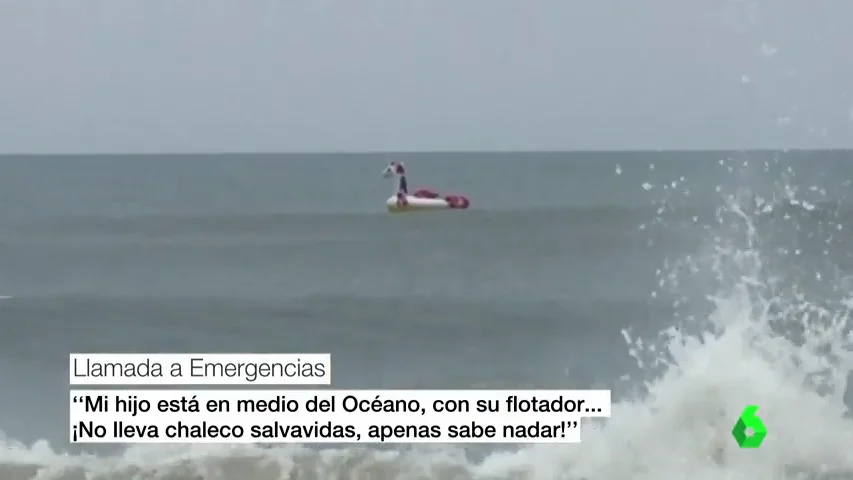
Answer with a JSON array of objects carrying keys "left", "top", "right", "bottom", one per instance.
[{"left": 0, "top": 0, "right": 851, "bottom": 153}]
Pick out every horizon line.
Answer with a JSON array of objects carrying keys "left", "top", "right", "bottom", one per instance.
[{"left": 0, "top": 147, "right": 851, "bottom": 157}]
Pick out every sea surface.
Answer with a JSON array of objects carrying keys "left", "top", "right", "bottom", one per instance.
[{"left": 1, "top": 151, "right": 853, "bottom": 479}]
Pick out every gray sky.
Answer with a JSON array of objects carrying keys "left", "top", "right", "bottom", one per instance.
[{"left": 1, "top": 0, "right": 851, "bottom": 153}]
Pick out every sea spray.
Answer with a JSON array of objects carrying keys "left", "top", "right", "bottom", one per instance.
[{"left": 603, "top": 158, "right": 853, "bottom": 478}]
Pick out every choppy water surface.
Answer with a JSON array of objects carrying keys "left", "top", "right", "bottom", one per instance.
[{"left": 1, "top": 151, "right": 852, "bottom": 479}]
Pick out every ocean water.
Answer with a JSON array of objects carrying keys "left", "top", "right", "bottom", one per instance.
[{"left": 1, "top": 150, "right": 853, "bottom": 479}]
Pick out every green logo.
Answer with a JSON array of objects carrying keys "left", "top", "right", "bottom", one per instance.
[{"left": 731, "top": 405, "right": 767, "bottom": 448}]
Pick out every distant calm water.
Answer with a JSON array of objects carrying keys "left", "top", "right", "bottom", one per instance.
[{"left": 1, "top": 150, "right": 853, "bottom": 480}]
